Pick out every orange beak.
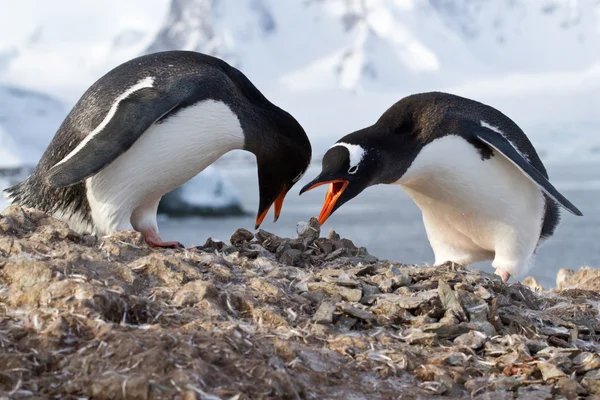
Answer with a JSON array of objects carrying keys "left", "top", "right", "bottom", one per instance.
[
  {"left": 255, "top": 186, "right": 287, "bottom": 229},
  {"left": 301, "top": 179, "right": 349, "bottom": 225}
]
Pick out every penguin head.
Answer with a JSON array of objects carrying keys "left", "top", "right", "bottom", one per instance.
[
  {"left": 299, "top": 141, "right": 382, "bottom": 225},
  {"left": 251, "top": 110, "right": 312, "bottom": 229},
  {"left": 300, "top": 112, "right": 424, "bottom": 225}
]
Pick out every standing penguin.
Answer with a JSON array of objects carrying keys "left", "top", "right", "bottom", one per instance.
[
  {"left": 300, "top": 92, "right": 582, "bottom": 282},
  {"left": 4, "top": 51, "right": 312, "bottom": 248}
]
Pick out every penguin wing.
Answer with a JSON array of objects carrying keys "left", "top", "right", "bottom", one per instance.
[
  {"left": 473, "top": 127, "right": 583, "bottom": 216},
  {"left": 46, "top": 86, "right": 182, "bottom": 187}
]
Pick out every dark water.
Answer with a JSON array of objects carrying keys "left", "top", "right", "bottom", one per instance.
[{"left": 159, "top": 161, "right": 600, "bottom": 289}]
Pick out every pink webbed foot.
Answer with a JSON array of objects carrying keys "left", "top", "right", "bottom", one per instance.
[
  {"left": 142, "top": 230, "right": 184, "bottom": 249},
  {"left": 495, "top": 268, "right": 511, "bottom": 283}
]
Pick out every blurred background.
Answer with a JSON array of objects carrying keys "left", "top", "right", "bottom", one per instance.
[{"left": 0, "top": 0, "right": 598, "bottom": 287}]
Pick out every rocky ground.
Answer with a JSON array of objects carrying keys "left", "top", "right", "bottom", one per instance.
[{"left": 0, "top": 206, "right": 599, "bottom": 400}]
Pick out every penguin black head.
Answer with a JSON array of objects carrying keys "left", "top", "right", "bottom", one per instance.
[
  {"left": 250, "top": 107, "right": 312, "bottom": 229},
  {"left": 299, "top": 107, "right": 424, "bottom": 225},
  {"left": 299, "top": 139, "right": 385, "bottom": 224}
]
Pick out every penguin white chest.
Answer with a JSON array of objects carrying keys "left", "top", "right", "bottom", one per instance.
[
  {"left": 396, "top": 135, "right": 545, "bottom": 274},
  {"left": 86, "top": 100, "right": 245, "bottom": 234}
]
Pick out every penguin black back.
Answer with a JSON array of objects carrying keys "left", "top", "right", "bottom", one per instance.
[{"left": 5, "top": 51, "right": 311, "bottom": 234}]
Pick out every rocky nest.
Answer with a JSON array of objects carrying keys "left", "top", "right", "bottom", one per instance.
[{"left": 0, "top": 206, "right": 599, "bottom": 399}]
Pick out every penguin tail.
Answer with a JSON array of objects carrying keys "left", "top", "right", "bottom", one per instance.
[{"left": 3, "top": 177, "right": 34, "bottom": 208}]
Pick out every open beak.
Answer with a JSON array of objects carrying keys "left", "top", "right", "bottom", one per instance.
[
  {"left": 299, "top": 179, "right": 349, "bottom": 225},
  {"left": 255, "top": 186, "right": 287, "bottom": 229}
]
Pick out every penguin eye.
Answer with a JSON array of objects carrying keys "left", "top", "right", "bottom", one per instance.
[{"left": 348, "top": 165, "right": 359, "bottom": 174}]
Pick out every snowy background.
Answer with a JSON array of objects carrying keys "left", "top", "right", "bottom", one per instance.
[{"left": 1, "top": 0, "right": 599, "bottom": 210}]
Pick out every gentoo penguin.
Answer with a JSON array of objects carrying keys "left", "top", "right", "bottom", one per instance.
[
  {"left": 4, "top": 51, "right": 311, "bottom": 248},
  {"left": 300, "top": 92, "right": 582, "bottom": 282}
]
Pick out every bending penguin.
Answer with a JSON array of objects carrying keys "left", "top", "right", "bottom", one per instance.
[
  {"left": 4, "top": 51, "right": 312, "bottom": 248},
  {"left": 300, "top": 92, "right": 582, "bottom": 282}
]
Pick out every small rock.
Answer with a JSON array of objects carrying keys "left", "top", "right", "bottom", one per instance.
[
  {"left": 230, "top": 228, "right": 254, "bottom": 246},
  {"left": 581, "top": 369, "right": 600, "bottom": 394},
  {"left": 394, "top": 286, "right": 412, "bottom": 296},
  {"left": 474, "top": 286, "right": 493, "bottom": 300},
  {"left": 371, "top": 293, "right": 426, "bottom": 309},
  {"left": 348, "top": 265, "right": 377, "bottom": 276},
  {"left": 255, "top": 230, "right": 284, "bottom": 252},
  {"left": 410, "top": 315, "right": 437, "bottom": 327},
  {"left": 313, "top": 301, "right": 336, "bottom": 324},
  {"left": 370, "top": 275, "right": 394, "bottom": 293},
  {"left": 556, "top": 268, "right": 576, "bottom": 290},
  {"left": 313, "top": 238, "right": 333, "bottom": 254},
  {"left": 254, "top": 307, "right": 288, "bottom": 327},
  {"left": 421, "top": 323, "right": 471, "bottom": 340},
  {"left": 322, "top": 276, "right": 360, "bottom": 288},
  {"left": 359, "top": 281, "right": 380, "bottom": 297},
  {"left": 554, "top": 377, "right": 584, "bottom": 399},
  {"left": 437, "top": 280, "right": 467, "bottom": 322},
  {"left": 332, "top": 238, "right": 357, "bottom": 251},
  {"left": 489, "top": 376, "right": 519, "bottom": 392},
  {"left": 195, "top": 237, "right": 226, "bottom": 252},
  {"left": 464, "top": 377, "right": 488, "bottom": 396},
  {"left": 522, "top": 276, "right": 544, "bottom": 292},
  {"left": 250, "top": 278, "right": 282, "bottom": 297},
  {"left": 210, "top": 264, "right": 233, "bottom": 282},
  {"left": 296, "top": 217, "right": 320, "bottom": 245},
  {"left": 324, "top": 248, "right": 348, "bottom": 261},
  {"left": 454, "top": 331, "right": 487, "bottom": 349},
  {"left": 573, "top": 352, "right": 600, "bottom": 373},
  {"left": 516, "top": 385, "right": 553, "bottom": 400},
  {"left": 172, "top": 280, "right": 216, "bottom": 307},
  {"left": 336, "top": 316, "right": 358, "bottom": 330},
  {"left": 537, "top": 360, "right": 567, "bottom": 381},
  {"left": 279, "top": 249, "right": 303, "bottom": 266},
  {"left": 339, "top": 304, "right": 376, "bottom": 321},
  {"left": 400, "top": 329, "right": 438, "bottom": 346},
  {"left": 307, "top": 282, "right": 362, "bottom": 302}
]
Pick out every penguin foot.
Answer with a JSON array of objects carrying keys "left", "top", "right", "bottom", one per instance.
[
  {"left": 142, "top": 231, "right": 184, "bottom": 249},
  {"left": 495, "top": 268, "right": 511, "bottom": 283}
]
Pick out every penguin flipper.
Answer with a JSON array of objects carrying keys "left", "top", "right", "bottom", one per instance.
[
  {"left": 46, "top": 87, "right": 180, "bottom": 187},
  {"left": 473, "top": 127, "right": 583, "bottom": 216}
]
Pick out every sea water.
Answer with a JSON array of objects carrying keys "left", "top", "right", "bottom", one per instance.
[{"left": 159, "top": 161, "right": 600, "bottom": 289}]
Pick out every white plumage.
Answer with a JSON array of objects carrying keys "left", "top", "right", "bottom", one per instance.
[
  {"left": 85, "top": 99, "right": 244, "bottom": 236},
  {"left": 397, "top": 135, "right": 545, "bottom": 278}
]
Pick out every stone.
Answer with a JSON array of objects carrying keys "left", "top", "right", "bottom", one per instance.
[
  {"left": 400, "top": 328, "right": 438, "bottom": 346},
  {"left": 474, "top": 286, "right": 493, "bottom": 300},
  {"left": 537, "top": 361, "right": 567, "bottom": 381},
  {"left": 437, "top": 280, "right": 467, "bottom": 322},
  {"left": 582, "top": 370, "right": 600, "bottom": 394},
  {"left": 172, "top": 280, "right": 217, "bottom": 307},
  {"left": 573, "top": 352, "right": 600, "bottom": 373},
  {"left": 454, "top": 330, "right": 487, "bottom": 349},
  {"left": 296, "top": 217, "right": 320, "bottom": 245},
  {"left": 422, "top": 323, "right": 471, "bottom": 340},
  {"left": 522, "top": 276, "right": 544, "bottom": 292},
  {"left": 230, "top": 228, "right": 254, "bottom": 246},
  {"left": 307, "top": 282, "right": 362, "bottom": 302},
  {"left": 279, "top": 248, "right": 303, "bottom": 266},
  {"left": 313, "top": 301, "right": 336, "bottom": 324},
  {"left": 339, "top": 304, "right": 376, "bottom": 321}
]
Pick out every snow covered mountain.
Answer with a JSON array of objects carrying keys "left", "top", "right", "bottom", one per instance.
[
  {"left": 0, "top": 0, "right": 599, "bottom": 164},
  {"left": 146, "top": 0, "right": 600, "bottom": 92},
  {"left": 0, "top": 84, "right": 66, "bottom": 167},
  {"left": 143, "top": 0, "right": 600, "bottom": 161}
]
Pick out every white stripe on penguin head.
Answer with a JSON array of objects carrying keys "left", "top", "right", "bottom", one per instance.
[{"left": 330, "top": 142, "right": 366, "bottom": 174}]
